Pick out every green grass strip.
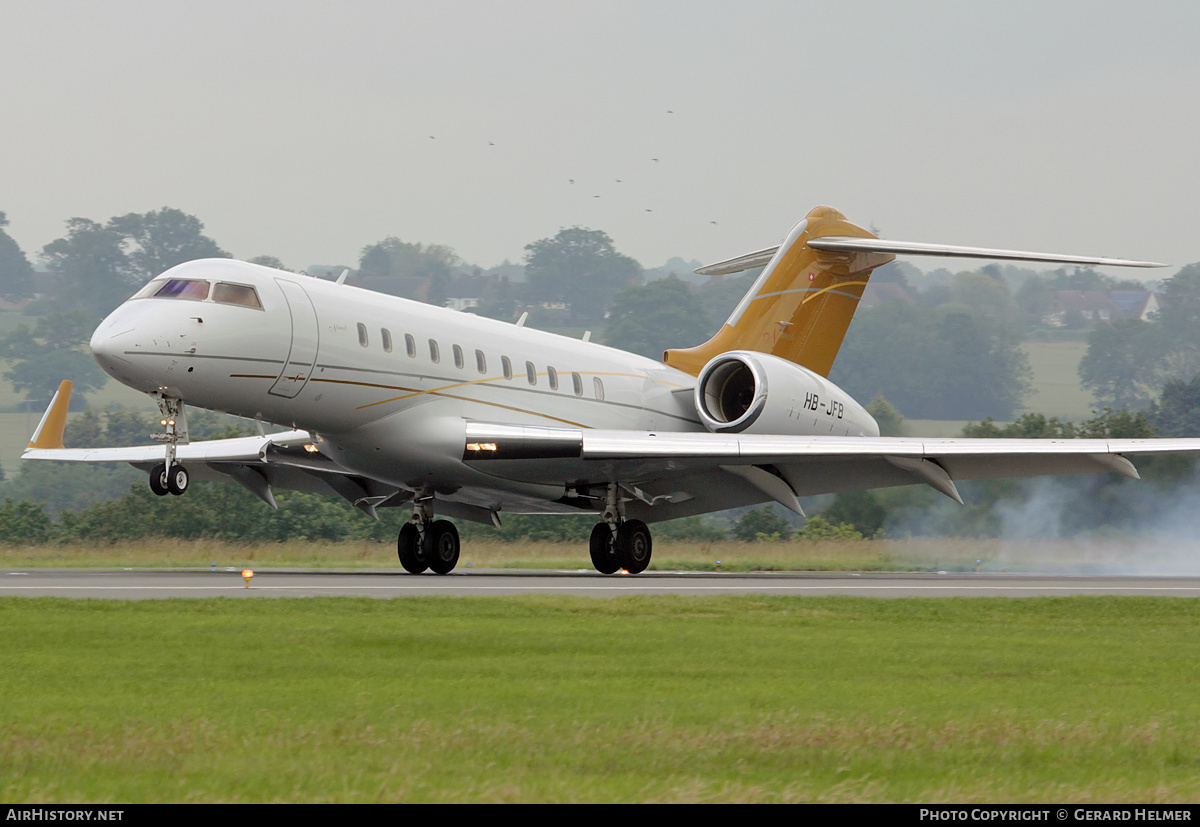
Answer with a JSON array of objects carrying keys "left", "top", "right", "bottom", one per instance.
[{"left": 2, "top": 595, "right": 1200, "bottom": 802}]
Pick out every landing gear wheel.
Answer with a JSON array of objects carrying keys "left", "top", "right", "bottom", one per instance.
[
  {"left": 167, "top": 464, "right": 189, "bottom": 496},
  {"left": 426, "top": 520, "right": 460, "bottom": 575},
  {"left": 589, "top": 523, "right": 619, "bottom": 574},
  {"left": 149, "top": 464, "right": 170, "bottom": 496},
  {"left": 397, "top": 523, "right": 429, "bottom": 573},
  {"left": 616, "top": 519, "right": 652, "bottom": 574}
]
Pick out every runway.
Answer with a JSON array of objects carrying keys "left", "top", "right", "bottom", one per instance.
[{"left": 6, "top": 568, "right": 1200, "bottom": 599}]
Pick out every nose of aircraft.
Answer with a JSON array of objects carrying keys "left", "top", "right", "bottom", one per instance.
[{"left": 89, "top": 307, "right": 147, "bottom": 388}]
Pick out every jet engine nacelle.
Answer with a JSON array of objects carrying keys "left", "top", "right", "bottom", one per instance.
[{"left": 694, "top": 351, "right": 879, "bottom": 437}]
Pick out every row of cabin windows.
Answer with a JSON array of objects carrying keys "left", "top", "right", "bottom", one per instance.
[{"left": 356, "top": 323, "right": 605, "bottom": 400}]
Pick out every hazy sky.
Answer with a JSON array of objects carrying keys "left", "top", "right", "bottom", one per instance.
[{"left": 3, "top": 0, "right": 1198, "bottom": 275}]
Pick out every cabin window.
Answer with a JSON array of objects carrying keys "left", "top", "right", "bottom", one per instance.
[
  {"left": 547, "top": 366, "right": 558, "bottom": 391},
  {"left": 593, "top": 377, "right": 605, "bottom": 401},
  {"left": 212, "top": 283, "right": 262, "bottom": 308},
  {"left": 453, "top": 344, "right": 464, "bottom": 369},
  {"left": 429, "top": 339, "right": 440, "bottom": 363},
  {"left": 357, "top": 323, "right": 368, "bottom": 347},
  {"left": 502, "top": 356, "right": 512, "bottom": 380},
  {"left": 405, "top": 334, "right": 416, "bottom": 358},
  {"left": 572, "top": 372, "right": 583, "bottom": 397},
  {"left": 381, "top": 328, "right": 393, "bottom": 353},
  {"left": 153, "top": 279, "right": 210, "bottom": 300},
  {"left": 475, "top": 349, "right": 487, "bottom": 374},
  {"left": 526, "top": 361, "right": 537, "bottom": 385}
]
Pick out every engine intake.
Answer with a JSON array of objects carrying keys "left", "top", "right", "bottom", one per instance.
[
  {"left": 693, "top": 351, "right": 878, "bottom": 437},
  {"left": 696, "top": 354, "right": 767, "bottom": 432}
]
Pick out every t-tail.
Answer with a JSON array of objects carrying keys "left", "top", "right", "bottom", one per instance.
[
  {"left": 665, "top": 206, "right": 1166, "bottom": 378},
  {"left": 665, "top": 206, "right": 888, "bottom": 377}
]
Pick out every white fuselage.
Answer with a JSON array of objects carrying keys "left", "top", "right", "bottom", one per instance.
[{"left": 89, "top": 259, "right": 876, "bottom": 510}]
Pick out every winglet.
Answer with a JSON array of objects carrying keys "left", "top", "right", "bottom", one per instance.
[{"left": 27, "top": 380, "right": 72, "bottom": 450}]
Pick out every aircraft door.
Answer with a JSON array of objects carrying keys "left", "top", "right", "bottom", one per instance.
[{"left": 269, "top": 279, "right": 320, "bottom": 398}]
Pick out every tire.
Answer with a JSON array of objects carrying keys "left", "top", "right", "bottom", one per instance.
[
  {"left": 167, "top": 464, "right": 189, "bottom": 496},
  {"left": 589, "top": 522, "right": 619, "bottom": 574},
  {"left": 149, "top": 463, "right": 170, "bottom": 496},
  {"left": 397, "top": 523, "right": 428, "bottom": 573},
  {"left": 616, "top": 519, "right": 652, "bottom": 574},
  {"left": 426, "top": 520, "right": 460, "bottom": 575}
]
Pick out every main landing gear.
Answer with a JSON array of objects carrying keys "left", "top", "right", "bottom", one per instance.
[
  {"left": 587, "top": 482, "right": 652, "bottom": 575},
  {"left": 397, "top": 499, "right": 461, "bottom": 575},
  {"left": 147, "top": 394, "right": 190, "bottom": 497}
]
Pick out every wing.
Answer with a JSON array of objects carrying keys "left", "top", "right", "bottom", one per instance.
[
  {"left": 462, "top": 423, "right": 1200, "bottom": 520},
  {"left": 22, "top": 381, "right": 413, "bottom": 518}
]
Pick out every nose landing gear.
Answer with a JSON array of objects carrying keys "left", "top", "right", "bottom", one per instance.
[
  {"left": 147, "top": 394, "right": 190, "bottom": 497},
  {"left": 148, "top": 462, "right": 189, "bottom": 496}
]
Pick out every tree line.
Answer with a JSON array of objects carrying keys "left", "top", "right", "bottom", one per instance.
[{"left": 3, "top": 204, "right": 1199, "bottom": 439}]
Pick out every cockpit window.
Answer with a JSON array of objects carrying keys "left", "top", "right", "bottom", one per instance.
[
  {"left": 154, "top": 279, "right": 211, "bottom": 300},
  {"left": 212, "top": 282, "right": 262, "bottom": 308},
  {"left": 133, "top": 278, "right": 262, "bottom": 308},
  {"left": 132, "top": 280, "right": 166, "bottom": 299}
]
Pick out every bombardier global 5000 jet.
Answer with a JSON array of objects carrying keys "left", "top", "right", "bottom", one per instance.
[{"left": 23, "top": 206, "right": 1200, "bottom": 574}]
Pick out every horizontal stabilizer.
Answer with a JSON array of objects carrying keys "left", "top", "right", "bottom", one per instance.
[
  {"left": 697, "top": 238, "right": 1166, "bottom": 275},
  {"left": 808, "top": 237, "right": 1167, "bottom": 268},
  {"left": 694, "top": 247, "right": 778, "bottom": 276}
]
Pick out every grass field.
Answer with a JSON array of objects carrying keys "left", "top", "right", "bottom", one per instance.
[
  {"left": 1020, "top": 340, "right": 1095, "bottom": 420},
  {"left": 2, "top": 595, "right": 1199, "bottom": 802},
  {"left": 5, "top": 536, "right": 1193, "bottom": 574}
]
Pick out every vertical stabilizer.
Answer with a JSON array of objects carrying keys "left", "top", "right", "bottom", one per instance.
[{"left": 664, "top": 207, "right": 893, "bottom": 377}]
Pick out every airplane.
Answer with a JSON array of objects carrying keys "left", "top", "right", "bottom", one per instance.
[{"left": 22, "top": 205, "right": 1200, "bottom": 575}]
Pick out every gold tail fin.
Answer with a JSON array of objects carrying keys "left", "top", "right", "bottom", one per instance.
[
  {"left": 27, "top": 380, "right": 72, "bottom": 450},
  {"left": 664, "top": 207, "right": 893, "bottom": 377}
]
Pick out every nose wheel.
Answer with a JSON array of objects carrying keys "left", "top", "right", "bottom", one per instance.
[
  {"left": 148, "top": 463, "right": 189, "bottom": 496},
  {"left": 149, "top": 464, "right": 169, "bottom": 496}
]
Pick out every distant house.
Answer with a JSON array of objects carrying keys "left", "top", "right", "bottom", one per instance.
[
  {"left": 1109, "top": 289, "right": 1159, "bottom": 321},
  {"left": 1044, "top": 290, "right": 1120, "bottom": 326},
  {"left": 445, "top": 271, "right": 496, "bottom": 312},
  {"left": 1038, "top": 288, "right": 1159, "bottom": 327}
]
